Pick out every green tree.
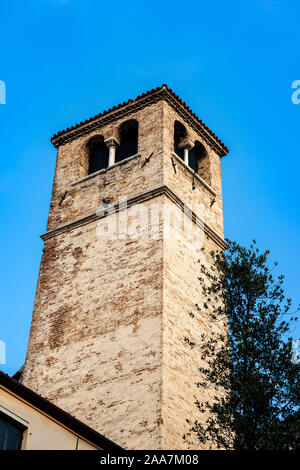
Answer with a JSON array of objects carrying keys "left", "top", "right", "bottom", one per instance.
[{"left": 185, "top": 240, "right": 300, "bottom": 450}]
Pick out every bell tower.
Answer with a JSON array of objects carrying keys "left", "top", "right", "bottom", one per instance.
[{"left": 22, "top": 85, "right": 228, "bottom": 449}]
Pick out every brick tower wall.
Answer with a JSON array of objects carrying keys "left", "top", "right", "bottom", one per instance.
[
  {"left": 22, "top": 97, "right": 227, "bottom": 450},
  {"left": 160, "top": 103, "right": 225, "bottom": 449}
]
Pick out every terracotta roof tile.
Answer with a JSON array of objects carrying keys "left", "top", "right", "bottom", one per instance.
[{"left": 51, "top": 85, "right": 229, "bottom": 157}]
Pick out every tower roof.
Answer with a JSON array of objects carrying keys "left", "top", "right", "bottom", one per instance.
[{"left": 51, "top": 85, "right": 228, "bottom": 157}]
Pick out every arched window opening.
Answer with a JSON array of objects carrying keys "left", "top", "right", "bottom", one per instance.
[
  {"left": 116, "top": 120, "right": 138, "bottom": 163},
  {"left": 174, "top": 121, "right": 188, "bottom": 160},
  {"left": 189, "top": 140, "right": 206, "bottom": 174},
  {"left": 191, "top": 140, "right": 211, "bottom": 182},
  {"left": 87, "top": 136, "right": 109, "bottom": 175}
]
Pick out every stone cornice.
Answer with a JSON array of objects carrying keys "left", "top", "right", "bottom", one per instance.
[
  {"left": 41, "top": 185, "right": 227, "bottom": 250},
  {"left": 51, "top": 85, "right": 228, "bottom": 158}
]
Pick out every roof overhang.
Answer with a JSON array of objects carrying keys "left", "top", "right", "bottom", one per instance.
[
  {"left": 0, "top": 371, "right": 122, "bottom": 451},
  {"left": 51, "top": 85, "right": 229, "bottom": 157}
]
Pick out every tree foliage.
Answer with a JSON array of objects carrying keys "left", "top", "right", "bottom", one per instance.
[{"left": 185, "top": 240, "right": 300, "bottom": 450}]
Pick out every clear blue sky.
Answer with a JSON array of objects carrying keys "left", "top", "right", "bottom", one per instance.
[{"left": 0, "top": 0, "right": 299, "bottom": 376}]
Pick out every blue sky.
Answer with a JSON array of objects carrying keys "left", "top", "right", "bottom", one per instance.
[{"left": 0, "top": 0, "right": 299, "bottom": 375}]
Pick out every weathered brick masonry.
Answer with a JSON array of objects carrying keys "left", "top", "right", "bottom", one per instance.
[{"left": 22, "top": 86, "right": 228, "bottom": 449}]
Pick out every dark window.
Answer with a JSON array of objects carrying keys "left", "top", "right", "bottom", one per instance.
[
  {"left": 188, "top": 140, "right": 206, "bottom": 173},
  {"left": 88, "top": 136, "right": 109, "bottom": 175},
  {"left": 0, "top": 415, "right": 24, "bottom": 450},
  {"left": 174, "top": 121, "right": 188, "bottom": 160},
  {"left": 116, "top": 120, "right": 138, "bottom": 163}
]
